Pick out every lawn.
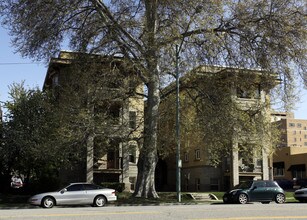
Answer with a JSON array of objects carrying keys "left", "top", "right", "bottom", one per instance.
[{"left": 0, "top": 191, "right": 298, "bottom": 208}]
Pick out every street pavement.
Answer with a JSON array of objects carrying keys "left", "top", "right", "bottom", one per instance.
[{"left": 1, "top": 203, "right": 307, "bottom": 220}]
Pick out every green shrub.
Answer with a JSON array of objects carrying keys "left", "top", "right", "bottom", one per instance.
[{"left": 100, "top": 182, "right": 125, "bottom": 192}]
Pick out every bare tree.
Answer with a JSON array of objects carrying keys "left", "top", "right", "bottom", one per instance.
[{"left": 1, "top": 0, "right": 306, "bottom": 198}]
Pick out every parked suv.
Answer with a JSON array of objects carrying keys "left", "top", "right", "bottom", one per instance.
[{"left": 223, "top": 180, "right": 285, "bottom": 204}]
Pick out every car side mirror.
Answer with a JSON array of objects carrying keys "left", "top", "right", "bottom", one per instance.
[
  {"left": 60, "top": 189, "right": 67, "bottom": 194},
  {"left": 252, "top": 186, "right": 257, "bottom": 190}
]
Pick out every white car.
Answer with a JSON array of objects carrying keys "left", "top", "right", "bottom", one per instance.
[{"left": 29, "top": 183, "right": 117, "bottom": 208}]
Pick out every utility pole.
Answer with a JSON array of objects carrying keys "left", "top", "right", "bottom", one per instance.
[{"left": 175, "top": 45, "right": 181, "bottom": 202}]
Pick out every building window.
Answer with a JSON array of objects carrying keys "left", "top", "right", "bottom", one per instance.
[
  {"left": 304, "top": 135, "right": 307, "bottom": 139},
  {"left": 129, "top": 111, "right": 137, "bottom": 129},
  {"left": 288, "top": 164, "right": 305, "bottom": 179},
  {"left": 273, "top": 167, "right": 284, "bottom": 176},
  {"left": 195, "top": 178, "right": 200, "bottom": 191},
  {"left": 256, "top": 159, "right": 262, "bottom": 167},
  {"left": 294, "top": 138, "right": 297, "bottom": 142},
  {"left": 297, "top": 123, "right": 302, "bottom": 128},
  {"left": 185, "top": 178, "right": 189, "bottom": 191},
  {"left": 129, "top": 145, "right": 136, "bottom": 163},
  {"left": 293, "top": 130, "right": 296, "bottom": 135},
  {"left": 195, "top": 149, "right": 201, "bottom": 160},
  {"left": 305, "top": 142, "right": 307, "bottom": 146},
  {"left": 237, "top": 87, "right": 251, "bottom": 99},
  {"left": 184, "top": 152, "right": 189, "bottom": 162},
  {"left": 254, "top": 84, "right": 261, "bottom": 99},
  {"left": 210, "top": 178, "right": 219, "bottom": 191},
  {"left": 129, "top": 177, "right": 136, "bottom": 191},
  {"left": 292, "top": 170, "right": 306, "bottom": 179},
  {"left": 236, "top": 84, "right": 261, "bottom": 99},
  {"left": 289, "top": 123, "right": 295, "bottom": 127},
  {"left": 273, "top": 162, "right": 285, "bottom": 176},
  {"left": 108, "top": 103, "right": 121, "bottom": 124},
  {"left": 52, "top": 73, "right": 59, "bottom": 88},
  {"left": 107, "top": 150, "right": 119, "bottom": 169}
]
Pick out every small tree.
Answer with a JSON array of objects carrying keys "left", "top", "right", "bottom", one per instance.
[{"left": 1, "top": 83, "right": 62, "bottom": 189}]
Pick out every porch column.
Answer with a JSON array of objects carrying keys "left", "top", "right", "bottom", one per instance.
[
  {"left": 262, "top": 147, "right": 269, "bottom": 180},
  {"left": 120, "top": 142, "right": 131, "bottom": 191},
  {"left": 231, "top": 141, "right": 239, "bottom": 188}
]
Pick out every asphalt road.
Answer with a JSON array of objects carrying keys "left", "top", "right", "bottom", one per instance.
[{"left": 1, "top": 203, "right": 307, "bottom": 220}]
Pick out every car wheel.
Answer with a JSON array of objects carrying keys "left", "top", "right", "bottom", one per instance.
[
  {"left": 238, "top": 193, "right": 248, "bottom": 204},
  {"left": 275, "top": 193, "right": 285, "bottom": 204},
  {"left": 94, "top": 195, "right": 107, "bottom": 207},
  {"left": 41, "top": 196, "right": 55, "bottom": 208}
]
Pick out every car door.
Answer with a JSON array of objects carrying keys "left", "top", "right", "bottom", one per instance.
[
  {"left": 56, "top": 184, "right": 87, "bottom": 205},
  {"left": 249, "top": 181, "right": 267, "bottom": 201},
  {"left": 83, "top": 184, "right": 99, "bottom": 203},
  {"left": 265, "top": 181, "right": 278, "bottom": 199}
]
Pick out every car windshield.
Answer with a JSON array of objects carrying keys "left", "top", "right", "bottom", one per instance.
[{"left": 234, "top": 181, "right": 253, "bottom": 189}]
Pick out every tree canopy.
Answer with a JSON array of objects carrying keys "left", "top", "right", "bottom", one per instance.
[{"left": 1, "top": 0, "right": 306, "bottom": 198}]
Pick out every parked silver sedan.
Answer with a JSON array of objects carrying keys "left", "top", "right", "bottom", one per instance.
[{"left": 29, "top": 183, "right": 117, "bottom": 208}]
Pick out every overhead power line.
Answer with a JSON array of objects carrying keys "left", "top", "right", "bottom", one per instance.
[{"left": 0, "top": 62, "right": 42, "bottom": 65}]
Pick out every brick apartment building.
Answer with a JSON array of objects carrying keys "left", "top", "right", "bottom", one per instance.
[{"left": 273, "top": 114, "right": 307, "bottom": 182}]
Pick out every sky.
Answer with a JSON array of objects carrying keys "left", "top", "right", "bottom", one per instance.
[
  {"left": 0, "top": 26, "right": 46, "bottom": 104},
  {"left": 0, "top": 25, "right": 306, "bottom": 119}
]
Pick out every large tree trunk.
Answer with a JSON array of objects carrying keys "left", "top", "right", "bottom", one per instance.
[
  {"left": 133, "top": 0, "right": 160, "bottom": 198},
  {"left": 86, "top": 132, "right": 94, "bottom": 183},
  {"left": 133, "top": 74, "right": 160, "bottom": 198}
]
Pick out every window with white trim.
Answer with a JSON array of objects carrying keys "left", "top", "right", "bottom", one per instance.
[
  {"left": 129, "top": 145, "right": 137, "bottom": 163},
  {"left": 195, "top": 149, "right": 201, "bottom": 160},
  {"left": 129, "top": 111, "right": 137, "bottom": 129},
  {"left": 184, "top": 152, "right": 189, "bottom": 162}
]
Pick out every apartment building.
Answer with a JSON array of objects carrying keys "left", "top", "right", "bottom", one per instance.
[
  {"left": 277, "top": 117, "right": 307, "bottom": 148},
  {"left": 273, "top": 116, "right": 307, "bottom": 181},
  {"left": 43, "top": 51, "right": 144, "bottom": 191},
  {"left": 158, "top": 66, "right": 277, "bottom": 191}
]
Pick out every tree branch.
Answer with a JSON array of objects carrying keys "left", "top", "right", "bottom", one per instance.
[{"left": 90, "top": 0, "right": 144, "bottom": 54}]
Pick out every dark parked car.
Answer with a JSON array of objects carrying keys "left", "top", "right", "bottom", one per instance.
[
  {"left": 223, "top": 180, "right": 285, "bottom": 204},
  {"left": 294, "top": 187, "right": 307, "bottom": 202}
]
